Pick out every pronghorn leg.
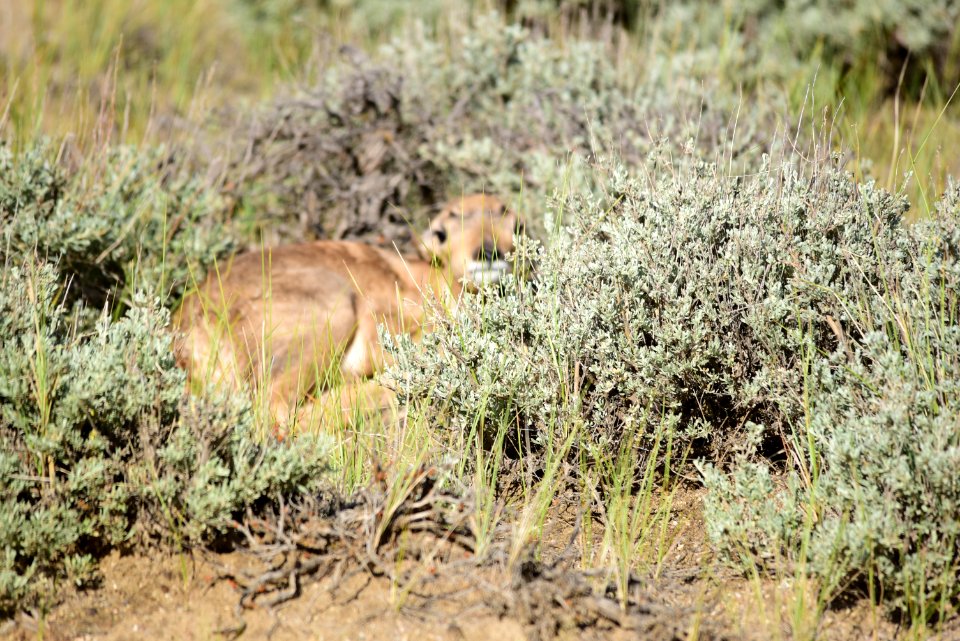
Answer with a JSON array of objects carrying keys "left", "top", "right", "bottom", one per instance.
[{"left": 293, "top": 379, "right": 398, "bottom": 432}]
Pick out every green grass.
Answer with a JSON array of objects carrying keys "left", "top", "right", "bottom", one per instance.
[
  {"left": 1, "top": 0, "right": 324, "bottom": 148},
  {"left": 846, "top": 89, "right": 960, "bottom": 219},
  {"left": 5, "top": 0, "right": 958, "bottom": 207}
]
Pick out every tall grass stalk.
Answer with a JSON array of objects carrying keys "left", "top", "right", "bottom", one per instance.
[
  {"left": 592, "top": 411, "right": 685, "bottom": 610},
  {"left": 507, "top": 422, "right": 578, "bottom": 568}
]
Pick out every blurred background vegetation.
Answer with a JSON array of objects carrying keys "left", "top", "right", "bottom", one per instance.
[{"left": 2, "top": 0, "right": 959, "bottom": 212}]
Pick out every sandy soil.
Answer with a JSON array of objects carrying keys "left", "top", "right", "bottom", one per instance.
[{"left": 0, "top": 487, "right": 929, "bottom": 641}]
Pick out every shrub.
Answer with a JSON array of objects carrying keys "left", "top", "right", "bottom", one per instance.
[
  {"left": 0, "top": 141, "right": 236, "bottom": 311},
  {"left": 652, "top": 0, "right": 960, "bottom": 98},
  {"left": 0, "top": 145, "right": 332, "bottom": 615},
  {"left": 384, "top": 156, "right": 910, "bottom": 464},
  {"left": 0, "top": 261, "right": 332, "bottom": 614},
  {"left": 703, "top": 181, "right": 960, "bottom": 616},
  {"left": 231, "top": 16, "right": 783, "bottom": 251},
  {"left": 386, "top": 153, "right": 960, "bottom": 613}
]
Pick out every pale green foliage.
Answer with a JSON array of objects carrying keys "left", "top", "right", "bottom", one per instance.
[
  {"left": 288, "top": 0, "right": 960, "bottom": 98},
  {"left": 0, "top": 142, "right": 236, "bottom": 309},
  {"left": 703, "top": 182, "right": 960, "bottom": 614},
  {"left": 386, "top": 157, "right": 909, "bottom": 462},
  {"left": 0, "top": 263, "right": 331, "bottom": 613},
  {"left": 704, "top": 326, "right": 960, "bottom": 614},
  {"left": 237, "top": 17, "right": 781, "bottom": 248},
  {"left": 0, "top": 147, "right": 332, "bottom": 614},
  {"left": 386, "top": 155, "right": 960, "bottom": 612},
  {"left": 655, "top": 0, "right": 960, "bottom": 95}
]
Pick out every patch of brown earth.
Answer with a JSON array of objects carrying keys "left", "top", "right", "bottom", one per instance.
[
  {"left": 4, "top": 550, "right": 526, "bottom": 641},
  {"left": 0, "top": 484, "right": 912, "bottom": 641}
]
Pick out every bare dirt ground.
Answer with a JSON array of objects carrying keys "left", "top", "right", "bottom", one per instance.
[{"left": 0, "top": 486, "right": 922, "bottom": 641}]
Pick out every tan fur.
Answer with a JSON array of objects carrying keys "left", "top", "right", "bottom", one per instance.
[{"left": 174, "top": 194, "right": 520, "bottom": 428}]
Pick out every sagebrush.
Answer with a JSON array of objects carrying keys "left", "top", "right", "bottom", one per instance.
[
  {"left": 0, "top": 142, "right": 236, "bottom": 311},
  {"left": 0, "top": 146, "right": 331, "bottom": 615},
  {"left": 387, "top": 156, "right": 960, "bottom": 615},
  {"left": 229, "top": 17, "right": 784, "bottom": 250},
  {"left": 704, "top": 180, "right": 960, "bottom": 617},
  {"left": 386, "top": 156, "right": 908, "bottom": 462}
]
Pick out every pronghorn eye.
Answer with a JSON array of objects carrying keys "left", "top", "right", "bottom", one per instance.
[{"left": 433, "top": 228, "right": 448, "bottom": 243}]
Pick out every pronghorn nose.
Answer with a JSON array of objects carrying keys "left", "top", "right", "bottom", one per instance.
[{"left": 473, "top": 241, "right": 501, "bottom": 262}]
